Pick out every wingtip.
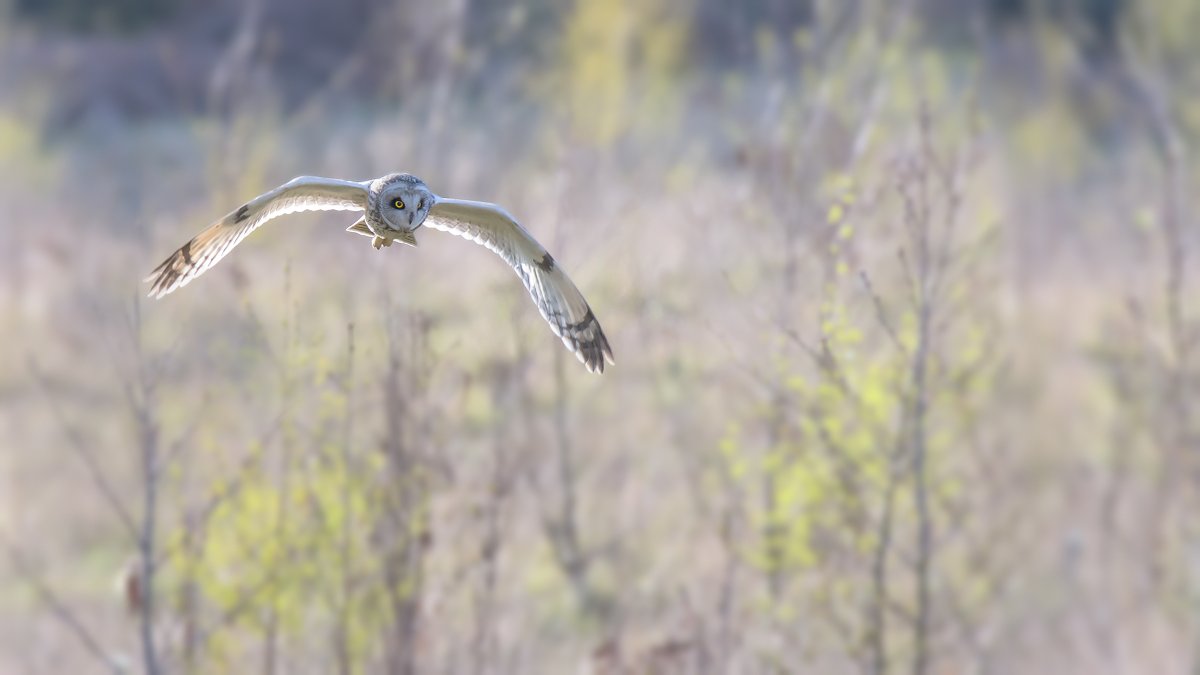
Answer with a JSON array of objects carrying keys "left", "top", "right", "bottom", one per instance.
[
  {"left": 143, "top": 271, "right": 165, "bottom": 299},
  {"left": 571, "top": 328, "right": 613, "bottom": 375},
  {"left": 596, "top": 328, "right": 614, "bottom": 373},
  {"left": 143, "top": 271, "right": 179, "bottom": 300},
  {"left": 144, "top": 254, "right": 175, "bottom": 298},
  {"left": 569, "top": 314, "right": 612, "bottom": 374}
]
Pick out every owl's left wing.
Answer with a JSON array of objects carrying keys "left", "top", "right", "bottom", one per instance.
[
  {"left": 145, "top": 176, "right": 369, "bottom": 298},
  {"left": 424, "top": 197, "right": 614, "bottom": 373}
]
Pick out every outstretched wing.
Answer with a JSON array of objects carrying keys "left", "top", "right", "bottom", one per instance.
[
  {"left": 146, "top": 176, "right": 369, "bottom": 298},
  {"left": 424, "top": 197, "right": 614, "bottom": 373}
]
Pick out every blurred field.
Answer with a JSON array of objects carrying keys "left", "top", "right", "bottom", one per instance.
[{"left": 1, "top": 0, "right": 1198, "bottom": 673}]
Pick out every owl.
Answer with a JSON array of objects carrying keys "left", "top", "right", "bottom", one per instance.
[{"left": 146, "top": 174, "right": 613, "bottom": 373}]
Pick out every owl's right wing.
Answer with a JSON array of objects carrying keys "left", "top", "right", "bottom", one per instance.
[
  {"left": 424, "top": 197, "right": 614, "bottom": 373},
  {"left": 146, "top": 176, "right": 370, "bottom": 298}
]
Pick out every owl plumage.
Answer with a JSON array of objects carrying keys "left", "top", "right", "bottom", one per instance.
[{"left": 146, "top": 173, "right": 614, "bottom": 373}]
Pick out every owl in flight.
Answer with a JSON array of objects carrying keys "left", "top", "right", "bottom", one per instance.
[{"left": 146, "top": 174, "right": 614, "bottom": 373}]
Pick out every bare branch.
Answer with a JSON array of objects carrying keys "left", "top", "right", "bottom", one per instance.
[
  {"left": 859, "top": 270, "right": 906, "bottom": 355},
  {"left": 2, "top": 534, "right": 124, "bottom": 674},
  {"left": 26, "top": 359, "right": 139, "bottom": 543}
]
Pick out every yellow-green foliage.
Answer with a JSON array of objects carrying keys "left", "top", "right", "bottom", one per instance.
[
  {"left": 716, "top": 123, "right": 1004, "bottom": 658},
  {"left": 0, "top": 113, "right": 55, "bottom": 177},
  {"left": 1012, "top": 98, "right": 1089, "bottom": 180},
  {"left": 1131, "top": 0, "right": 1200, "bottom": 138},
  {"left": 721, "top": 297, "right": 903, "bottom": 581},
  {"left": 544, "top": 0, "right": 686, "bottom": 146},
  {"left": 11, "top": 2, "right": 1200, "bottom": 671},
  {"left": 169, "top": 445, "right": 399, "bottom": 671},
  {"left": 1133, "top": 0, "right": 1200, "bottom": 72}
]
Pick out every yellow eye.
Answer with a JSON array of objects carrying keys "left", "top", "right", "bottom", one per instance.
[{"left": 392, "top": 198, "right": 405, "bottom": 209}]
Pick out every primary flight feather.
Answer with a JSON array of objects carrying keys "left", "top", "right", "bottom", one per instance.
[{"left": 146, "top": 173, "right": 614, "bottom": 373}]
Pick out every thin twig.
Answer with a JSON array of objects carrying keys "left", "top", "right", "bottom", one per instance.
[
  {"left": 26, "top": 359, "right": 139, "bottom": 542},
  {"left": 860, "top": 270, "right": 906, "bottom": 355},
  {"left": 3, "top": 534, "right": 124, "bottom": 674}
]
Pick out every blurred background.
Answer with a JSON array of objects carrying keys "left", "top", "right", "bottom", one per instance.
[{"left": 0, "top": 0, "right": 1197, "bottom": 672}]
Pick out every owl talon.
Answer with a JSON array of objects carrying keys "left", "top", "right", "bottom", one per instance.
[{"left": 372, "top": 235, "right": 390, "bottom": 250}]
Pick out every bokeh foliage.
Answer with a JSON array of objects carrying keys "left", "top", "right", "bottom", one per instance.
[{"left": 2, "top": 0, "right": 1199, "bottom": 673}]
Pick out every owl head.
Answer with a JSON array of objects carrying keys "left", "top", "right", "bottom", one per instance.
[{"left": 370, "top": 173, "right": 435, "bottom": 233}]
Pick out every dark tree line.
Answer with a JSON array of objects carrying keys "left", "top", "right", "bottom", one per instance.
[{"left": 15, "top": 0, "right": 1128, "bottom": 63}]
